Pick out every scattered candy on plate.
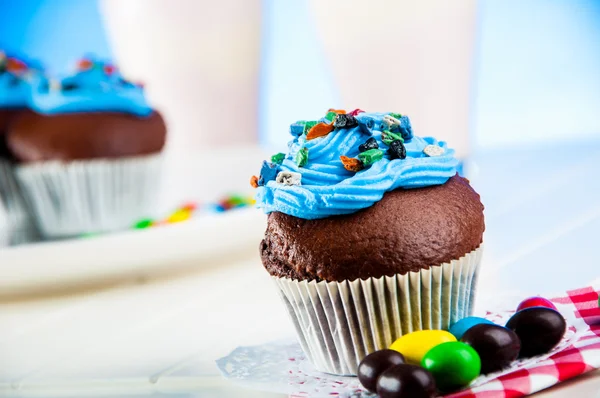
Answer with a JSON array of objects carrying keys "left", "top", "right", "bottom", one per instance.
[
  {"left": 421, "top": 341, "right": 481, "bottom": 392},
  {"left": 389, "top": 330, "right": 456, "bottom": 365},
  {"left": 505, "top": 307, "right": 566, "bottom": 358},
  {"left": 449, "top": 316, "right": 495, "bottom": 340},
  {"left": 517, "top": 296, "right": 558, "bottom": 312},
  {"left": 461, "top": 324, "right": 521, "bottom": 374}
]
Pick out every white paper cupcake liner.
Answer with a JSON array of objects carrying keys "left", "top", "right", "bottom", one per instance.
[
  {"left": 272, "top": 246, "right": 483, "bottom": 376},
  {"left": 0, "top": 160, "right": 38, "bottom": 245},
  {"left": 14, "top": 153, "right": 164, "bottom": 238}
]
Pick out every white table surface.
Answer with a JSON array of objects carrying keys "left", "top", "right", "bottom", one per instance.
[{"left": 1, "top": 143, "right": 599, "bottom": 397}]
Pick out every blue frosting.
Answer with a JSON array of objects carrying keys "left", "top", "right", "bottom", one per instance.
[
  {"left": 0, "top": 54, "right": 37, "bottom": 108},
  {"left": 256, "top": 111, "right": 459, "bottom": 219},
  {"left": 30, "top": 59, "right": 153, "bottom": 117}
]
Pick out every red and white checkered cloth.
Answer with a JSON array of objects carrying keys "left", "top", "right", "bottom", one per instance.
[{"left": 447, "top": 286, "right": 600, "bottom": 398}]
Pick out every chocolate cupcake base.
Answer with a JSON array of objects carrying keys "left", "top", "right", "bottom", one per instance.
[
  {"left": 273, "top": 246, "right": 483, "bottom": 376},
  {"left": 14, "top": 153, "right": 164, "bottom": 238}
]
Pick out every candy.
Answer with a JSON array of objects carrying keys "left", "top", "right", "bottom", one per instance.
[
  {"left": 303, "top": 121, "right": 317, "bottom": 135},
  {"left": 259, "top": 161, "right": 280, "bottom": 184},
  {"left": 103, "top": 64, "right": 116, "bottom": 75},
  {"left": 357, "top": 349, "right": 405, "bottom": 392},
  {"left": 134, "top": 218, "right": 154, "bottom": 229},
  {"left": 388, "top": 140, "right": 407, "bottom": 160},
  {"left": 168, "top": 209, "right": 191, "bottom": 223},
  {"left": 517, "top": 296, "right": 558, "bottom": 312},
  {"left": 340, "top": 156, "right": 364, "bottom": 172},
  {"left": 276, "top": 171, "right": 301, "bottom": 186},
  {"left": 77, "top": 58, "right": 93, "bottom": 71},
  {"left": 290, "top": 122, "right": 305, "bottom": 137},
  {"left": 358, "top": 149, "right": 384, "bottom": 166},
  {"left": 348, "top": 108, "right": 365, "bottom": 116},
  {"left": 250, "top": 175, "right": 259, "bottom": 188},
  {"left": 6, "top": 58, "right": 27, "bottom": 73},
  {"left": 306, "top": 122, "right": 334, "bottom": 140},
  {"left": 399, "top": 115, "right": 413, "bottom": 141},
  {"left": 324, "top": 111, "right": 338, "bottom": 122},
  {"left": 328, "top": 108, "right": 346, "bottom": 114},
  {"left": 295, "top": 147, "right": 309, "bottom": 167},
  {"left": 505, "top": 307, "right": 566, "bottom": 357},
  {"left": 358, "top": 137, "right": 379, "bottom": 153},
  {"left": 449, "top": 316, "right": 494, "bottom": 340},
  {"left": 421, "top": 342, "right": 481, "bottom": 392},
  {"left": 461, "top": 324, "right": 521, "bottom": 374},
  {"left": 376, "top": 364, "right": 437, "bottom": 398},
  {"left": 423, "top": 145, "right": 445, "bottom": 157},
  {"left": 381, "top": 130, "right": 403, "bottom": 146},
  {"left": 181, "top": 202, "right": 198, "bottom": 212},
  {"left": 333, "top": 114, "right": 358, "bottom": 129},
  {"left": 383, "top": 115, "right": 401, "bottom": 129},
  {"left": 389, "top": 330, "right": 456, "bottom": 365},
  {"left": 271, "top": 152, "right": 286, "bottom": 165}
]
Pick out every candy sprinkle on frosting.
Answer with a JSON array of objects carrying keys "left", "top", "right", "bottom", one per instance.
[{"left": 254, "top": 109, "right": 459, "bottom": 219}]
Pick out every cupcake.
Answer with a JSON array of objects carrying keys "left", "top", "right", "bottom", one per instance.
[
  {"left": 253, "top": 110, "right": 485, "bottom": 375},
  {"left": 0, "top": 50, "right": 39, "bottom": 244},
  {"left": 6, "top": 57, "right": 167, "bottom": 238}
]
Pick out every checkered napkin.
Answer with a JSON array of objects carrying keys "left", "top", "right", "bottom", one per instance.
[{"left": 447, "top": 287, "right": 600, "bottom": 398}]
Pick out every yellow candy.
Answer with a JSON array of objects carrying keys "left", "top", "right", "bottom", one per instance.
[
  {"left": 389, "top": 330, "right": 456, "bottom": 365},
  {"left": 167, "top": 209, "right": 192, "bottom": 224}
]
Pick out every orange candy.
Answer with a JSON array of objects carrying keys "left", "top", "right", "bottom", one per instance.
[
  {"left": 328, "top": 108, "right": 346, "bottom": 114},
  {"left": 6, "top": 58, "right": 27, "bottom": 73},
  {"left": 340, "top": 156, "right": 364, "bottom": 172},
  {"left": 307, "top": 122, "right": 334, "bottom": 140},
  {"left": 77, "top": 59, "right": 93, "bottom": 70},
  {"left": 250, "top": 175, "right": 259, "bottom": 188}
]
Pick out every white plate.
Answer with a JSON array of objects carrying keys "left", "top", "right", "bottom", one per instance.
[{"left": 0, "top": 208, "right": 266, "bottom": 297}]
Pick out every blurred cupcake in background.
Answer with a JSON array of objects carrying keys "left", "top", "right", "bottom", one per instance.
[
  {"left": 0, "top": 50, "right": 39, "bottom": 244},
  {"left": 6, "top": 57, "right": 167, "bottom": 238}
]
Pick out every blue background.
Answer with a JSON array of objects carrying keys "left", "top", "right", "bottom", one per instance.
[{"left": 1, "top": 0, "right": 599, "bottom": 149}]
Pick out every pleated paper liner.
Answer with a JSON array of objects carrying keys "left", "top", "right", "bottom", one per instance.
[
  {"left": 14, "top": 153, "right": 164, "bottom": 238},
  {"left": 273, "top": 246, "right": 483, "bottom": 376},
  {"left": 0, "top": 159, "right": 38, "bottom": 244}
]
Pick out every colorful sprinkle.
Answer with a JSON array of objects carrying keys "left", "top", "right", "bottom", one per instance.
[
  {"left": 134, "top": 219, "right": 154, "bottom": 229},
  {"left": 381, "top": 130, "right": 404, "bottom": 145},
  {"left": 250, "top": 175, "right": 259, "bottom": 188},
  {"left": 103, "top": 64, "right": 116, "bottom": 75},
  {"left": 6, "top": 58, "right": 27, "bottom": 73},
  {"left": 181, "top": 202, "right": 198, "bottom": 212},
  {"left": 303, "top": 121, "right": 318, "bottom": 135},
  {"left": 324, "top": 111, "right": 338, "bottom": 122},
  {"left": 423, "top": 145, "right": 445, "bottom": 157},
  {"left": 295, "top": 147, "right": 309, "bottom": 167},
  {"left": 399, "top": 115, "right": 413, "bottom": 141},
  {"left": 271, "top": 152, "right": 286, "bottom": 165},
  {"left": 333, "top": 114, "right": 359, "bottom": 129},
  {"left": 388, "top": 140, "right": 407, "bottom": 160},
  {"left": 348, "top": 109, "right": 365, "bottom": 116},
  {"left": 340, "top": 156, "right": 364, "bottom": 172},
  {"left": 290, "top": 121, "right": 308, "bottom": 137},
  {"left": 77, "top": 58, "right": 93, "bottom": 71},
  {"left": 383, "top": 115, "right": 401, "bottom": 129},
  {"left": 358, "top": 137, "right": 379, "bottom": 153},
  {"left": 276, "top": 171, "right": 302, "bottom": 186},
  {"left": 358, "top": 148, "right": 384, "bottom": 166},
  {"left": 168, "top": 209, "right": 192, "bottom": 224},
  {"left": 259, "top": 161, "right": 280, "bottom": 185},
  {"left": 306, "top": 122, "right": 334, "bottom": 140},
  {"left": 328, "top": 108, "right": 346, "bottom": 114}
]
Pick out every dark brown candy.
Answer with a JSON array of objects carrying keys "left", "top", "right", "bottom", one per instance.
[
  {"left": 461, "top": 324, "right": 521, "bottom": 374},
  {"left": 376, "top": 364, "right": 437, "bottom": 398},
  {"left": 358, "top": 349, "right": 405, "bottom": 392},
  {"left": 505, "top": 307, "right": 566, "bottom": 358},
  {"left": 333, "top": 113, "right": 358, "bottom": 129},
  {"left": 358, "top": 137, "right": 379, "bottom": 153},
  {"left": 388, "top": 139, "right": 406, "bottom": 160}
]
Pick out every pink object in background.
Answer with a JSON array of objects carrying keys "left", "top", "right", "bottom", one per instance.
[{"left": 308, "top": 0, "right": 477, "bottom": 158}]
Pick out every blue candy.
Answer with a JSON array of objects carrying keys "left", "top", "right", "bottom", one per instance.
[
  {"left": 258, "top": 161, "right": 280, "bottom": 186},
  {"left": 449, "top": 317, "right": 495, "bottom": 340},
  {"left": 290, "top": 122, "right": 306, "bottom": 137},
  {"left": 398, "top": 115, "right": 413, "bottom": 141}
]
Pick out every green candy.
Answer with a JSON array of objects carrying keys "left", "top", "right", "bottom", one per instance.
[
  {"left": 389, "top": 112, "right": 403, "bottom": 120},
  {"left": 303, "top": 121, "right": 317, "bottom": 134},
  {"left": 421, "top": 342, "right": 481, "bottom": 392},
  {"left": 381, "top": 130, "right": 404, "bottom": 145},
  {"left": 271, "top": 152, "right": 286, "bottom": 164},
  {"left": 324, "top": 111, "right": 337, "bottom": 122},
  {"left": 358, "top": 149, "right": 384, "bottom": 166},
  {"left": 296, "top": 147, "right": 309, "bottom": 167},
  {"left": 134, "top": 219, "right": 154, "bottom": 229}
]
